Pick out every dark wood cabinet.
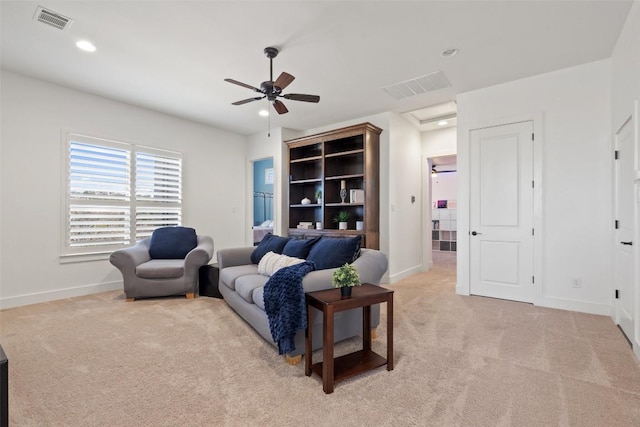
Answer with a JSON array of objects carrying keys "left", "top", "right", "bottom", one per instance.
[{"left": 285, "top": 122, "right": 382, "bottom": 249}]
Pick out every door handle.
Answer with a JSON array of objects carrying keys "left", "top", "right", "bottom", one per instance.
[
  {"left": 621, "top": 241, "right": 633, "bottom": 246},
  {"left": 471, "top": 231, "right": 482, "bottom": 236}
]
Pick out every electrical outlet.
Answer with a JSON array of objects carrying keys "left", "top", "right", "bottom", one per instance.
[{"left": 572, "top": 278, "right": 582, "bottom": 288}]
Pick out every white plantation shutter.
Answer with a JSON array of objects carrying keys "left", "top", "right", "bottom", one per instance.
[
  {"left": 68, "top": 140, "right": 131, "bottom": 250},
  {"left": 135, "top": 207, "right": 182, "bottom": 240},
  {"left": 135, "top": 152, "right": 182, "bottom": 203},
  {"left": 64, "top": 134, "right": 183, "bottom": 256},
  {"left": 135, "top": 150, "right": 182, "bottom": 240}
]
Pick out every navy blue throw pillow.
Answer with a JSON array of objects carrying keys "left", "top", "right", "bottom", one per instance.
[
  {"left": 149, "top": 226, "right": 198, "bottom": 259},
  {"left": 306, "top": 236, "right": 362, "bottom": 270},
  {"left": 250, "top": 233, "right": 291, "bottom": 264},
  {"left": 282, "top": 236, "right": 321, "bottom": 259}
]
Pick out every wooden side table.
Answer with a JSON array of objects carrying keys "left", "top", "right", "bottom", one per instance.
[{"left": 305, "top": 283, "right": 393, "bottom": 394}]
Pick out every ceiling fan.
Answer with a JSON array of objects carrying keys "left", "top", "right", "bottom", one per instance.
[
  {"left": 224, "top": 47, "right": 320, "bottom": 114},
  {"left": 431, "top": 166, "right": 457, "bottom": 176}
]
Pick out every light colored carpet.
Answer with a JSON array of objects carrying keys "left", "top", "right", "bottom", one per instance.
[{"left": 1, "top": 261, "right": 640, "bottom": 426}]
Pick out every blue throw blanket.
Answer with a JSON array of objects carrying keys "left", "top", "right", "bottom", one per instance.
[{"left": 263, "top": 261, "right": 316, "bottom": 354}]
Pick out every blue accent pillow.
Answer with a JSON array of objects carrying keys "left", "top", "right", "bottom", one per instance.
[
  {"left": 306, "top": 236, "right": 362, "bottom": 270},
  {"left": 251, "top": 233, "right": 291, "bottom": 264},
  {"left": 149, "top": 226, "right": 198, "bottom": 259},
  {"left": 282, "top": 236, "right": 320, "bottom": 259}
]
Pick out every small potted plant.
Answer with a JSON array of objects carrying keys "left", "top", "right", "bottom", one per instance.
[
  {"left": 315, "top": 190, "right": 322, "bottom": 204},
  {"left": 333, "top": 211, "right": 349, "bottom": 230},
  {"left": 332, "top": 263, "right": 361, "bottom": 297}
]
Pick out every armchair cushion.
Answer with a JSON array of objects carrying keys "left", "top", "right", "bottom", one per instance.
[
  {"left": 149, "top": 226, "right": 197, "bottom": 259},
  {"left": 136, "top": 259, "right": 185, "bottom": 279}
]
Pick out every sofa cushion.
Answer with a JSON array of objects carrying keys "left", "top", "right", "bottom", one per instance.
[
  {"left": 235, "top": 275, "right": 269, "bottom": 304},
  {"left": 149, "top": 226, "right": 197, "bottom": 259},
  {"left": 250, "top": 233, "right": 290, "bottom": 264},
  {"left": 258, "top": 251, "right": 305, "bottom": 277},
  {"left": 219, "top": 264, "right": 259, "bottom": 291},
  {"left": 306, "top": 236, "right": 362, "bottom": 270},
  {"left": 253, "top": 286, "right": 266, "bottom": 311},
  {"left": 282, "top": 237, "right": 320, "bottom": 259},
  {"left": 136, "top": 259, "right": 184, "bottom": 279}
]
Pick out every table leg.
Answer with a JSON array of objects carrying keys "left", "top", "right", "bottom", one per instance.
[
  {"left": 362, "top": 305, "right": 371, "bottom": 352},
  {"left": 323, "top": 306, "right": 335, "bottom": 394},
  {"left": 305, "top": 304, "right": 313, "bottom": 376},
  {"left": 387, "top": 294, "right": 394, "bottom": 371}
]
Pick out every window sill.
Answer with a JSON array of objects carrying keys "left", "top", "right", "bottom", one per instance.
[{"left": 59, "top": 251, "right": 112, "bottom": 264}]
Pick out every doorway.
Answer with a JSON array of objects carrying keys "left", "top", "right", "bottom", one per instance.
[
  {"left": 430, "top": 155, "right": 457, "bottom": 268},
  {"left": 614, "top": 112, "right": 635, "bottom": 344},
  {"left": 252, "top": 157, "right": 274, "bottom": 245}
]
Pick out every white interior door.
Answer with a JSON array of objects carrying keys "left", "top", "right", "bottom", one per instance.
[
  {"left": 470, "top": 121, "right": 534, "bottom": 302},
  {"left": 614, "top": 115, "right": 635, "bottom": 342}
]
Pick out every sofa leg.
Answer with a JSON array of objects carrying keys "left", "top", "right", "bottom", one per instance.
[
  {"left": 285, "top": 354, "right": 302, "bottom": 365},
  {"left": 370, "top": 328, "right": 377, "bottom": 339},
  {"left": 126, "top": 298, "right": 135, "bottom": 302},
  {"left": 185, "top": 293, "right": 195, "bottom": 299}
]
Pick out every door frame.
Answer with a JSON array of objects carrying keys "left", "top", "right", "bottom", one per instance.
[
  {"left": 457, "top": 112, "right": 543, "bottom": 303},
  {"left": 612, "top": 100, "right": 640, "bottom": 360}
]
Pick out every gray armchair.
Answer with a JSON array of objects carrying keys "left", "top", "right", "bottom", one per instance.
[{"left": 110, "top": 235, "right": 214, "bottom": 301}]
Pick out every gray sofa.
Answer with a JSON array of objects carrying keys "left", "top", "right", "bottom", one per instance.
[{"left": 217, "top": 246, "right": 388, "bottom": 362}]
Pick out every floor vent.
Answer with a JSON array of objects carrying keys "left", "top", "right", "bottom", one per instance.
[
  {"left": 383, "top": 71, "right": 451, "bottom": 100},
  {"left": 33, "top": 6, "right": 73, "bottom": 31}
]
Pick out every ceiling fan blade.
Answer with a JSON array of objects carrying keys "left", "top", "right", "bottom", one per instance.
[
  {"left": 273, "top": 100, "right": 289, "bottom": 114},
  {"left": 232, "top": 96, "right": 265, "bottom": 105},
  {"left": 274, "top": 72, "right": 295, "bottom": 90},
  {"left": 224, "top": 78, "right": 261, "bottom": 92},
  {"left": 283, "top": 93, "right": 320, "bottom": 103}
]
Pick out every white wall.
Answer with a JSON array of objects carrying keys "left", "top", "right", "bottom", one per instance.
[
  {"left": 387, "top": 113, "right": 423, "bottom": 281},
  {"left": 0, "top": 71, "right": 246, "bottom": 308},
  {"left": 611, "top": 0, "right": 640, "bottom": 359},
  {"left": 457, "top": 59, "right": 613, "bottom": 315},
  {"left": 423, "top": 127, "right": 457, "bottom": 159}
]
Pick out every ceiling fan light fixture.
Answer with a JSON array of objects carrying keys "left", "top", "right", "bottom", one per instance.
[
  {"left": 76, "top": 40, "right": 96, "bottom": 52},
  {"left": 259, "top": 109, "right": 269, "bottom": 117}
]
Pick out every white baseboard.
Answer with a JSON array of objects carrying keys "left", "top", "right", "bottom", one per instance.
[
  {"left": 0, "top": 280, "right": 123, "bottom": 310},
  {"left": 534, "top": 295, "right": 611, "bottom": 316},
  {"left": 388, "top": 265, "right": 422, "bottom": 284}
]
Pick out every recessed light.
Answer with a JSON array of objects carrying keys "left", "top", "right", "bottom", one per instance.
[
  {"left": 259, "top": 110, "right": 269, "bottom": 117},
  {"left": 441, "top": 48, "right": 458, "bottom": 58},
  {"left": 438, "top": 120, "right": 448, "bottom": 126},
  {"left": 76, "top": 40, "right": 96, "bottom": 52}
]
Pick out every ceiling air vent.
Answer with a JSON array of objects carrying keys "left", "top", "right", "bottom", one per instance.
[
  {"left": 33, "top": 6, "right": 73, "bottom": 31},
  {"left": 383, "top": 71, "right": 451, "bottom": 100}
]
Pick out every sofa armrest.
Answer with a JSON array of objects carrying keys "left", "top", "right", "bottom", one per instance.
[
  {"left": 110, "top": 239, "right": 152, "bottom": 274},
  {"left": 217, "top": 247, "right": 254, "bottom": 269},
  {"left": 184, "top": 235, "right": 214, "bottom": 270}
]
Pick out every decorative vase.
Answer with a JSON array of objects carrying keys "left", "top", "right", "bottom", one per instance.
[
  {"left": 356, "top": 221, "right": 364, "bottom": 231},
  {"left": 340, "top": 188, "right": 347, "bottom": 203},
  {"left": 338, "top": 221, "right": 348, "bottom": 230},
  {"left": 301, "top": 197, "right": 311, "bottom": 205},
  {"left": 340, "top": 286, "right": 352, "bottom": 298}
]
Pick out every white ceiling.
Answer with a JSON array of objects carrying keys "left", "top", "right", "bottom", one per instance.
[{"left": 0, "top": 1, "right": 633, "bottom": 136}]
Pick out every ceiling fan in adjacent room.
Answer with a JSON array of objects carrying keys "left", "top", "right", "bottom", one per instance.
[
  {"left": 431, "top": 166, "right": 457, "bottom": 177},
  {"left": 224, "top": 47, "right": 320, "bottom": 114}
]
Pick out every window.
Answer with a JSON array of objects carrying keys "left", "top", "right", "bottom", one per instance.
[{"left": 64, "top": 132, "right": 182, "bottom": 257}]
